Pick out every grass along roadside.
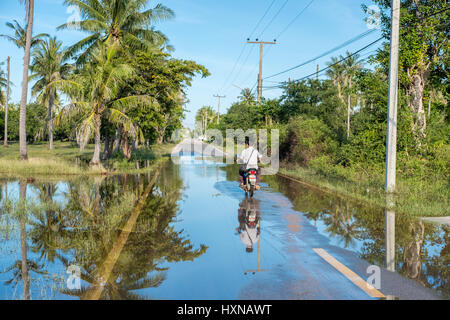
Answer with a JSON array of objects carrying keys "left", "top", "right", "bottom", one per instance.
[
  {"left": 0, "top": 141, "right": 176, "bottom": 177},
  {"left": 277, "top": 164, "right": 449, "bottom": 217}
]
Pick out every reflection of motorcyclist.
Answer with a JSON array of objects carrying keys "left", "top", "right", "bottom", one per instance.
[{"left": 236, "top": 198, "right": 261, "bottom": 253}]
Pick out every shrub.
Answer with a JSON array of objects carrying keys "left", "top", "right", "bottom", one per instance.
[{"left": 280, "top": 116, "right": 337, "bottom": 166}]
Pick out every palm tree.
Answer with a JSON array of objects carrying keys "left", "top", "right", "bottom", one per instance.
[
  {"left": 0, "top": 19, "right": 48, "bottom": 49},
  {"left": 17, "top": 1, "right": 35, "bottom": 160},
  {"left": 341, "top": 51, "right": 362, "bottom": 139},
  {"left": 1, "top": 19, "right": 47, "bottom": 152},
  {"left": 196, "top": 106, "right": 216, "bottom": 136},
  {"left": 30, "top": 37, "right": 72, "bottom": 150},
  {"left": 61, "top": 43, "right": 145, "bottom": 167},
  {"left": 238, "top": 88, "right": 256, "bottom": 106},
  {"left": 0, "top": 61, "right": 7, "bottom": 108},
  {"left": 2, "top": 57, "right": 11, "bottom": 147},
  {"left": 326, "top": 57, "right": 345, "bottom": 103},
  {"left": 57, "top": 0, "right": 174, "bottom": 63}
]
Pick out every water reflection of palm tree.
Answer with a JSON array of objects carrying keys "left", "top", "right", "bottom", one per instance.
[
  {"left": 19, "top": 181, "right": 30, "bottom": 300},
  {"left": 48, "top": 168, "right": 207, "bottom": 300},
  {"left": 29, "top": 183, "right": 69, "bottom": 263},
  {"left": 1, "top": 182, "right": 11, "bottom": 240},
  {"left": 322, "top": 202, "right": 360, "bottom": 248}
]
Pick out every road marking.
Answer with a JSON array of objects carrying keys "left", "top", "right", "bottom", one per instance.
[{"left": 313, "top": 248, "right": 385, "bottom": 299}]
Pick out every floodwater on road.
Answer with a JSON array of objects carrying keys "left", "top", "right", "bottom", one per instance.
[{"left": 0, "top": 154, "right": 448, "bottom": 300}]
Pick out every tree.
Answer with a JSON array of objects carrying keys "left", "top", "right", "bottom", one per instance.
[
  {"left": 2, "top": 57, "right": 11, "bottom": 147},
  {"left": 326, "top": 57, "right": 345, "bottom": 103},
  {"left": 238, "top": 88, "right": 256, "bottom": 106},
  {"left": 341, "top": 51, "right": 363, "bottom": 138},
  {"left": 195, "top": 106, "right": 216, "bottom": 135},
  {"left": 125, "top": 49, "right": 209, "bottom": 146},
  {"left": 0, "top": 19, "right": 48, "bottom": 49},
  {"left": 18, "top": 0, "right": 35, "bottom": 160},
  {"left": 62, "top": 43, "right": 145, "bottom": 166},
  {"left": 0, "top": 61, "right": 6, "bottom": 109},
  {"left": 30, "top": 37, "right": 72, "bottom": 150},
  {"left": 58, "top": 0, "right": 174, "bottom": 63},
  {"left": 1, "top": 19, "right": 47, "bottom": 150},
  {"left": 371, "top": 0, "right": 449, "bottom": 148}
]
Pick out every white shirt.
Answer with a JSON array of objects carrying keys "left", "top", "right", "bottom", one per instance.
[
  {"left": 239, "top": 146, "right": 262, "bottom": 170},
  {"left": 239, "top": 226, "right": 259, "bottom": 247}
]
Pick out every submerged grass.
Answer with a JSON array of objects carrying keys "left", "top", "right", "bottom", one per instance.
[{"left": 278, "top": 164, "right": 449, "bottom": 217}]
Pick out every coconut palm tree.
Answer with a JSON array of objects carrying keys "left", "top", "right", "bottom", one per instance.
[
  {"left": 60, "top": 43, "right": 146, "bottom": 167},
  {"left": 196, "top": 106, "right": 216, "bottom": 136},
  {"left": 1, "top": 19, "right": 47, "bottom": 151},
  {"left": 57, "top": 0, "right": 174, "bottom": 63},
  {"left": 238, "top": 88, "right": 256, "bottom": 106},
  {"left": 326, "top": 57, "right": 345, "bottom": 103},
  {"left": 30, "top": 37, "right": 72, "bottom": 150},
  {"left": 2, "top": 57, "right": 11, "bottom": 147},
  {"left": 17, "top": 0, "right": 35, "bottom": 160},
  {"left": 0, "top": 19, "right": 48, "bottom": 49},
  {"left": 341, "top": 51, "right": 363, "bottom": 139},
  {"left": 0, "top": 62, "right": 7, "bottom": 108}
]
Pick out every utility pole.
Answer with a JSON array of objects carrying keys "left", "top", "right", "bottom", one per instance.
[
  {"left": 244, "top": 238, "right": 267, "bottom": 275},
  {"left": 4, "top": 56, "right": 10, "bottom": 147},
  {"left": 316, "top": 64, "right": 319, "bottom": 80},
  {"left": 385, "top": 0, "right": 400, "bottom": 193},
  {"left": 213, "top": 94, "right": 225, "bottom": 124},
  {"left": 247, "top": 39, "right": 276, "bottom": 103}
]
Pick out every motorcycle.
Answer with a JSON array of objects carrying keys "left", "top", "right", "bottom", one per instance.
[{"left": 241, "top": 168, "right": 259, "bottom": 197}]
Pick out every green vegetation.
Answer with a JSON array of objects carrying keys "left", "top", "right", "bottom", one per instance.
[
  {"left": 202, "top": 1, "right": 448, "bottom": 217},
  {"left": 0, "top": 0, "right": 208, "bottom": 173},
  {"left": 0, "top": 141, "right": 175, "bottom": 177}
]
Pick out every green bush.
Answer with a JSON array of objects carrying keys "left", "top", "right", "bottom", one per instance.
[{"left": 280, "top": 116, "right": 337, "bottom": 166}]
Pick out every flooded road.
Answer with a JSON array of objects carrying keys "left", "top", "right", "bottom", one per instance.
[{"left": 0, "top": 154, "right": 448, "bottom": 300}]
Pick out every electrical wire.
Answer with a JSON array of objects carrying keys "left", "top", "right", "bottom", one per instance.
[
  {"left": 264, "top": 29, "right": 376, "bottom": 80},
  {"left": 275, "top": 0, "right": 316, "bottom": 40},
  {"left": 258, "top": 0, "right": 290, "bottom": 38},
  {"left": 220, "top": 0, "right": 276, "bottom": 91},
  {"left": 265, "top": 37, "right": 383, "bottom": 88}
]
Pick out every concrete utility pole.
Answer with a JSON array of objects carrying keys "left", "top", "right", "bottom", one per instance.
[
  {"left": 385, "top": 0, "right": 401, "bottom": 193},
  {"left": 385, "top": 194, "right": 396, "bottom": 272},
  {"left": 247, "top": 39, "right": 276, "bottom": 103},
  {"left": 244, "top": 239, "right": 267, "bottom": 275},
  {"left": 4, "top": 56, "right": 10, "bottom": 147},
  {"left": 316, "top": 64, "right": 319, "bottom": 80},
  {"left": 213, "top": 94, "right": 225, "bottom": 124}
]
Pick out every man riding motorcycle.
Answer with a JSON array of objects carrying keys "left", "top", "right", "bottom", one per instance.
[{"left": 237, "top": 137, "right": 262, "bottom": 190}]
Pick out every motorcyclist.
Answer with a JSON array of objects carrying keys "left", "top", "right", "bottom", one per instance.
[{"left": 237, "top": 137, "right": 262, "bottom": 190}]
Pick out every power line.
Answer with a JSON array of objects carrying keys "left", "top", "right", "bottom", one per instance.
[
  {"left": 224, "top": 45, "right": 257, "bottom": 94},
  {"left": 275, "top": 0, "right": 316, "bottom": 40},
  {"left": 249, "top": 0, "right": 277, "bottom": 38},
  {"left": 260, "top": 6, "right": 450, "bottom": 94},
  {"left": 220, "top": 45, "right": 248, "bottom": 92},
  {"left": 267, "top": 37, "right": 383, "bottom": 88},
  {"left": 220, "top": 0, "right": 279, "bottom": 94},
  {"left": 262, "top": 52, "right": 375, "bottom": 90},
  {"left": 264, "top": 29, "right": 376, "bottom": 80},
  {"left": 261, "top": 0, "right": 316, "bottom": 61},
  {"left": 259, "top": 0, "right": 290, "bottom": 38}
]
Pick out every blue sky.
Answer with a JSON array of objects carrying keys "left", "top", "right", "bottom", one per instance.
[{"left": 0, "top": 0, "right": 382, "bottom": 129}]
